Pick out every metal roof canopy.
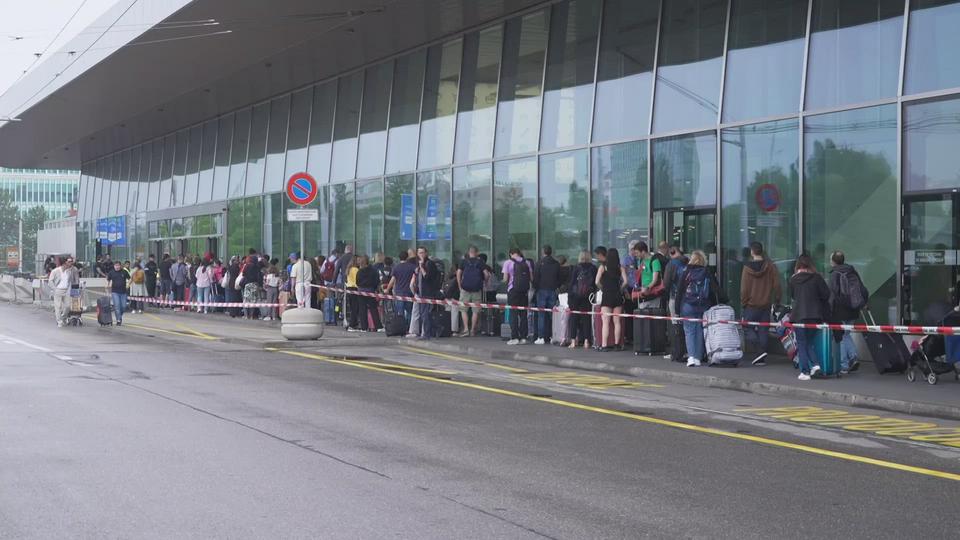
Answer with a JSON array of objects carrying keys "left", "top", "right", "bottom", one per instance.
[{"left": 0, "top": 0, "right": 543, "bottom": 169}]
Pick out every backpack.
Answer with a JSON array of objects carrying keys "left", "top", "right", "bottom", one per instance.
[
  {"left": 512, "top": 259, "right": 531, "bottom": 292},
  {"left": 460, "top": 258, "right": 484, "bottom": 292},
  {"left": 132, "top": 269, "right": 145, "bottom": 284},
  {"left": 837, "top": 269, "right": 868, "bottom": 311},
  {"left": 683, "top": 270, "right": 712, "bottom": 308},
  {"left": 573, "top": 266, "right": 593, "bottom": 298},
  {"left": 321, "top": 259, "right": 336, "bottom": 282}
]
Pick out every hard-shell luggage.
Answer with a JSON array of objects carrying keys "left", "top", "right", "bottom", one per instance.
[
  {"left": 551, "top": 308, "right": 571, "bottom": 345},
  {"left": 382, "top": 300, "right": 405, "bottom": 337},
  {"left": 96, "top": 297, "right": 113, "bottom": 326},
  {"left": 501, "top": 308, "right": 513, "bottom": 340},
  {"left": 703, "top": 304, "right": 743, "bottom": 367},
  {"left": 816, "top": 328, "right": 841, "bottom": 378},
  {"left": 432, "top": 307, "right": 452, "bottom": 338},
  {"left": 633, "top": 308, "right": 668, "bottom": 355},
  {"left": 862, "top": 329, "right": 910, "bottom": 374},
  {"left": 482, "top": 309, "right": 501, "bottom": 337},
  {"left": 670, "top": 323, "right": 687, "bottom": 362}
]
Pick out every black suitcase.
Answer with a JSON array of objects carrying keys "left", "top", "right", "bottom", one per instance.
[
  {"left": 862, "top": 310, "right": 908, "bottom": 374},
  {"left": 634, "top": 308, "right": 668, "bottom": 355},
  {"left": 432, "top": 308, "right": 452, "bottom": 338},
  {"left": 96, "top": 297, "right": 113, "bottom": 326},
  {"left": 670, "top": 323, "right": 687, "bottom": 362},
  {"left": 382, "top": 301, "right": 407, "bottom": 337},
  {"left": 482, "top": 309, "right": 501, "bottom": 337}
]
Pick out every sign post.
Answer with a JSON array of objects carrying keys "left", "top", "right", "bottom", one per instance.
[
  {"left": 285, "top": 172, "right": 320, "bottom": 269},
  {"left": 282, "top": 172, "right": 324, "bottom": 338}
]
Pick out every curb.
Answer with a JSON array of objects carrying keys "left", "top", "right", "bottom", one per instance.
[{"left": 394, "top": 340, "right": 960, "bottom": 422}]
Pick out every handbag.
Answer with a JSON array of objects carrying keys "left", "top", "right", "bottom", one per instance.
[
  {"left": 234, "top": 274, "right": 245, "bottom": 290},
  {"left": 220, "top": 271, "right": 231, "bottom": 289}
]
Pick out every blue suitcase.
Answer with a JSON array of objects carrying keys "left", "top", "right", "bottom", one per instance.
[{"left": 816, "top": 328, "right": 841, "bottom": 378}]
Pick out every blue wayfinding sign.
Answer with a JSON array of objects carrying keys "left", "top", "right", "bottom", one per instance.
[
  {"left": 400, "top": 193, "right": 414, "bottom": 241},
  {"left": 97, "top": 216, "right": 126, "bottom": 246}
]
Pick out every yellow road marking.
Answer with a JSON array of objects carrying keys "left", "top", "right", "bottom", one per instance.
[
  {"left": 271, "top": 349, "right": 960, "bottom": 482},
  {"left": 82, "top": 315, "right": 218, "bottom": 340},
  {"left": 351, "top": 360, "right": 455, "bottom": 375},
  {"left": 737, "top": 406, "right": 960, "bottom": 449},
  {"left": 145, "top": 312, "right": 217, "bottom": 340},
  {"left": 401, "top": 346, "right": 529, "bottom": 373},
  {"left": 520, "top": 371, "right": 664, "bottom": 389}
]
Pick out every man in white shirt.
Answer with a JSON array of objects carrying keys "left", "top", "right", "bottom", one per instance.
[
  {"left": 49, "top": 257, "right": 79, "bottom": 327},
  {"left": 289, "top": 252, "right": 313, "bottom": 308}
]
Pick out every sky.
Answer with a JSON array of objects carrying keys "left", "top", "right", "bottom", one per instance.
[{"left": 0, "top": 0, "right": 117, "bottom": 97}]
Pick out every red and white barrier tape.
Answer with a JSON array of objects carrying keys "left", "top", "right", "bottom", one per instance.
[
  {"left": 309, "top": 284, "right": 960, "bottom": 336},
  {"left": 127, "top": 296, "right": 281, "bottom": 309}
]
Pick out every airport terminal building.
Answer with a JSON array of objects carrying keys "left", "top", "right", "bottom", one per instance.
[{"left": 1, "top": 0, "right": 959, "bottom": 324}]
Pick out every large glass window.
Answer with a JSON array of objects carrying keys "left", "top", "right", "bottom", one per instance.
[
  {"left": 805, "top": 0, "right": 903, "bottom": 111},
  {"left": 197, "top": 119, "right": 217, "bottom": 203},
  {"left": 357, "top": 62, "right": 393, "bottom": 178},
  {"left": 263, "top": 193, "right": 282, "bottom": 259},
  {"left": 455, "top": 26, "right": 502, "bottom": 164},
  {"left": 228, "top": 108, "right": 251, "bottom": 199},
  {"left": 493, "top": 157, "right": 538, "bottom": 263},
  {"left": 419, "top": 41, "right": 462, "bottom": 169},
  {"left": 332, "top": 72, "right": 364, "bottom": 182},
  {"left": 330, "top": 182, "right": 355, "bottom": 250},
  {"left": 591, "top": 140, "right": 649, "bottom": 253},
  {"left": 355, "top": 178, "right": 384, "bottom": 256},
  {"left": 804, "top": 105, "right": 898, "bottom": 323},
  {"left": 227, "top": 198, "right": 245, "bottom": 257},
  {"left": 384, "top": 174, "right": 416, "bottom": 258},
  {"left": 593, "top": 0, "right": 658, "bottom": 143},
  {"left": 307, "top": 82, "right": 337, "bottom": 182},
  {"left": 721, "top": 119, "right": 799, "bottom": 311},
  {"left": 156, "top": 135, "right": 176, "bottom": 210},
  {"left": 285, "top": 87, "right": 312, "bottom": 179},
  {"left": 212, "top": 114, "right": 234, "bottom": 202},
  {"left": 723, "top": 0, "right": 808, "bottom": 122},
  {"left": 264, "top": 95, "right": 291, "bottom": 193},
  {"left": 453, "top": 164, "right": 493, "bottom": 255},
  {"left": 147, "top": 139, "right": 163, "bottom": 211},
  {"left": 653, "top": 0, "right": 728, "bottom": 133},
  {"left": 171, "top": 130, "right": 188, "bottom": 208},
  {"left": 386, "top": 52, "right": 426, "bottom": 174},
  {"left": 113, "top": 152, "right": 128, "bottom": 217},
  {"left": 242, "top": 196, "right": 263, "bottom": 252},
  {"left": 245, "top": 103, "right": 270, "bottom": 195},
  {"left": 127, "top": 145, "right": 142, "bottom": 214},
  {"left": 183, "top": 125, "right": 202, "bottom": 205},
  {"left": 652, "top": 131, "right": 717, "bottom": 209},
  {"left": 495, "top": 10, "right": 549, "bottom": 158},
  {"left": 905, "top": 0, "right": 960, "bottom": 95},
  {"left": 539, "top": 149, "right": 589, "bottom": 260},
  {"left": 416, "top": 169, "right": 453, "bottom": 262},
  {"left": 904, "top": 96, "right": 960, "bottom": 193},
  {"left": 541, "top": 0, "right": 602, "bottom": 151}
]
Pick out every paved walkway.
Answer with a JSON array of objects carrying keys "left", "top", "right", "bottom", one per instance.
[{"left": 32, "top": 303, "right": 960, "bottom": 420}]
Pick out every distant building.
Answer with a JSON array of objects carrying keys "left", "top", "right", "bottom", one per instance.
[{"left": 0, "top": 168, "right": 79, "bottom": 219}]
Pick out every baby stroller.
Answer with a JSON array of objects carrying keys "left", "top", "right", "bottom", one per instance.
[
  {"left": 771, "top": 304, "right": 798, "bottom": 368},
  {"left": 66, "top": 283, "right": 85, "bottom": 327},
  {"left": 908, "top": 334, "right": 960, "bottom": 385}
]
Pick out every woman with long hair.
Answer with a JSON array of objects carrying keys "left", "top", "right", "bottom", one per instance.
[
  {"left": 788, "top": 254, "right": 831, "bottom": 381},
  {"left": 567, "top": 250, "right": 597, "bottom": 349},
  {"left": 356, "top": 255, "right": 383, "bottom": 332},
  {"left": 194, "top": 258, "right": 214, "bottom": 314},
  {"left": 594, "top": 247, "right": 628, "bottom": 351},
  {"left": 345, "top": 254, "right": 361, "bottom": 331}
]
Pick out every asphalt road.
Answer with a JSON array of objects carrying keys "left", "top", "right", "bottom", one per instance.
[{"left": 2, "top": 304, "right": 960, "bottom": 539}]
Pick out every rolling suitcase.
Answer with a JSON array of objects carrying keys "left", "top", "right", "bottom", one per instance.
[
  {"left": 432, "top": 307, "right": 452, "bottom": 338},
  {"left": 382, "top": 300, "right": 407, "bottom": 337},
  {"left": 633, "top": 308, "right": 668, "bottom": 355},
  {"left": 501, "top": 308, "right": 513, "bottom": 340},
  {"left": 704, "top": 305, "right": 743, "bottom": 367},
  {"left": 816, "top": 328, "right": 841, "bottom": 378},
  {"left": 482, "top": 309, "right": 502, "bottom": 337},
  {"left": 96, "top": 297, "right": 113, "bottom": 326},
  {"left": 551, "top": 308, "right": 571, "bottom": 345},
  {"left": 861, "top": 310, "right": 909, "bottom": 374},
  {"left": 670, "top": 323, "right": 687, "bottom": 362}
]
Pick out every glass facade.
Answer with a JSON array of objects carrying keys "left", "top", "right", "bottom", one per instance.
[{"left": 77, "top": 0, "right": 960, "bottom": 324}]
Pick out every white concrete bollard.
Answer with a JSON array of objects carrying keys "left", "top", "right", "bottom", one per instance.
[{"left": 280, "top": 307, "right": 324, "bottom": 340}]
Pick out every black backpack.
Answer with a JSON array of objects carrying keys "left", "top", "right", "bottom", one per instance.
[
  {"left": 512, "top": 259, "right": 531, "bottom": 293},
  {"left": 573, "top": 266, "right": 593, "bottom": 298},
  {"left": 838, "top": 269, "right": 868, "bottom": 311}
]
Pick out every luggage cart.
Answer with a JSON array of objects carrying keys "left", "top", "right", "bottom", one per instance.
[{"left": 67, "top": 283, "right": 85, "bottom": 327}]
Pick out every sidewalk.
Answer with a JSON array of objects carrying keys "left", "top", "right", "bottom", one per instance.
[{"left": 44, "top": 303, "right": 960, "bottom": 421}]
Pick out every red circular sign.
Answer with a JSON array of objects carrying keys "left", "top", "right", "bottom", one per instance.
[
  {"left": 755, "top": 183, "right": 781, "bottom": 212},
  {"left": 286, "top": 172, "right": 318, "bottom": 206}
]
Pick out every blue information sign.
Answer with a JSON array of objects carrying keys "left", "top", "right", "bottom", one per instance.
[
  {"left": 97, "top": 216, "right": 126, "bottom": 246},
  {"left": 400, "top": 193, "right": 414, "bottom": 241}
]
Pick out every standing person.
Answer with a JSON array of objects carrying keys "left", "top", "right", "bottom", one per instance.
[
  {"left": 49, "top": 257, "right": 79, "bottom": 327},
  {"left": 412, "top": 246, "right": 440, "bottom": 340},
  {"left": 144, "top": 254, "right": 159, "bottom": 299},
  {"left": 194, "top": 259, "right": 214, "bottom": 314},
  {"left": 242, "top": 255, "right": 264, "bottom": 320},
  {"left": 532, "top": 245, "right": 561, "bottom": 345},
  {"left": 740, "top": 242, "right": 782, "bottom": 366},
  {"left": 788, "top": 254, "right": 832, "bottom": 381},
  {"left": 334, "top": 244, "right": 355, "bottom": 286},
  {"left": 594, "top": 248, "right": 628, "bottom": 351},
  {"left": 158, "top": 254, "right": 173, "bottom": 302},
  {"left": 107, "top": 261, "right": 129, "bottom": 326},
  {"left": 662, "top": 246, "right": 689, "bottom": 319},
  {"left": 169, "top": 255, "right": 188, "bottom": 309},
  {"left": 320, "top": 249, "right": 339, "bottom": 324},
  {"left": 676, "top": 250, "right": 721, "bottom": 367},
  {"left": 386, "top": 250, "right": 417, "bottom": 327},
  {"left": 129, "top": 262, "right": 147, "bottom": 313},
  {"left": 593, "top": 246, "right": 607, "bottom": 266},
  {"left": 556, "top": 255, "right": 571, "bottom": 294},
  {"left": 262, "top": 258, "right": 281, "bottom": 320},
  {"left": 567, "top": 251, "right": 597, "bottom": 349},
  {"left": 186, "top": 256, "right": 198, "bottom": 305},
  {"left": 356, "top": 255, "right": 383, "bottom": 332},
  {"left": 225, "top": 256, "right": 242, "bottom": 318},
  {"left": 635, "top": 241, "right": 664, "bottom": 309},
  {"left": 456, "top": 246, "right": 489, "bottom": 337},
  {"left": 503, "top": 248, "right": 533, "bottom": 345},
  {"left": 290, "top": 252, "right": 313, "bottom": 309},
  {"left": 828, "top": 250, "right": 866, "bottom": 374}
]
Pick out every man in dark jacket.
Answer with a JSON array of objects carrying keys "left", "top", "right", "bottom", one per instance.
[
  {"left": 413, "top": 246, "right": 440, "bottom": 340},
  {"left": 740, "top": 242, "right": 782, "bottom": 366},
  {"left": 828, "top": 250, "right": 863, "bottom": 374},
  {"left": 144, "top": 255, "right": 159, "bottom": 298},
  {"left": 532, "top": 245, "right": 561, "bottom": 345},
  {"left": 158, "top": 254, "right": 173, "bottom": 302}
]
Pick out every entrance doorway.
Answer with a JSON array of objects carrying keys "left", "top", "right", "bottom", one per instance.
[
  {"left": 653, "top": 208, "right": 717, "bottom": 266},
  {"left": 902, "top": 193, "right": 960, "bottom": 325}
]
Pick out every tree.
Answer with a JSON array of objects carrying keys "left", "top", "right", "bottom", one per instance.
[
  {"left": 22, "top": 205, "right": 48, "bottom": 270},
  {"left": 0, "top": 189, "right": 19, "bottom": 247}
]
